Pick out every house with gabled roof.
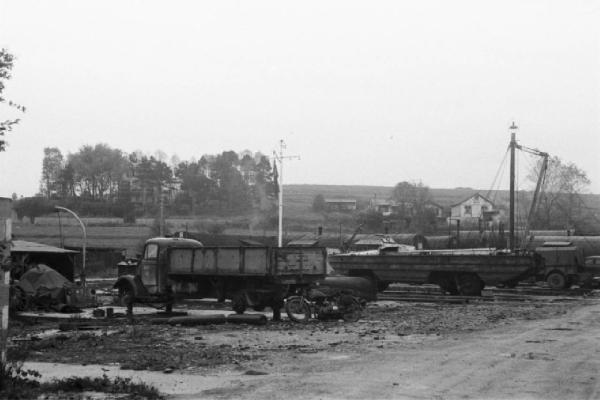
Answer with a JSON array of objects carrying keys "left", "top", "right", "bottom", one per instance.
[{"left": 450, "top": 193, "right": 497, "bottom": 222}]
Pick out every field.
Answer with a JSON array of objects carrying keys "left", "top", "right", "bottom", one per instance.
[{"left": 13, "top": 184, "right": 600, "bottom": 253}]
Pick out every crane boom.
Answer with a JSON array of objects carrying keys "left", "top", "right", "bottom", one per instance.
[{"left": 522, "top": 149, "right": 549, "bottom": 246}]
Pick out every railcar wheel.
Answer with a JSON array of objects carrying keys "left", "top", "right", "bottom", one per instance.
[
  {"left": 458, "top": 274, "right": 483, "bottom": 296},
  {"left": 546, "top": 272, "right": 567, "bottom": 289},
  {"left": 285, "top": 297, "right": 311, "bottom": 323}
]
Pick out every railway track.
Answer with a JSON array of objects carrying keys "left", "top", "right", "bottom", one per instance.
[{"left": 379, "top": 286, "right": 600, "bottom": 304}]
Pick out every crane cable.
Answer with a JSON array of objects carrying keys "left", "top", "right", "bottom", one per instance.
[{"left": 486, "top": 147, "right": 510, "bottom": 205}]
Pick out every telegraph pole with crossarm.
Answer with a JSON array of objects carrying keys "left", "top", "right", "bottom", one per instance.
[{"left": 273, "top": 140, "right": 299, "bottom": 247}]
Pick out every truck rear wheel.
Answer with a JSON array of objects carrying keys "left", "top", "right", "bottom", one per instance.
[
  {"left": 232, "top": 292, "right": 247, "bottom": 314},
  {"left": 546, "top": 271, "right": 567, "bottom": 289}
]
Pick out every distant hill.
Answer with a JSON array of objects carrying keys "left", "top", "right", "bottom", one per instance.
[
  {"left": 284, "top": 184, "right": 600, "bottom": 213},
  {"left": 284, "top": 184, "right": 502, "bottom": 210}
]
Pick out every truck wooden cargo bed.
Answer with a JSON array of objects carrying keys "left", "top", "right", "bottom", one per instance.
[{"left": 167, "top": 246, "right": 327, "bottom": 283}]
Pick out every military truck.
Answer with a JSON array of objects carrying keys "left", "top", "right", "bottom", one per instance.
[
  {"left": 329, "top": 248, "right": 539, "bottom": 296},
  {"left": 534, "top": 242, "right": 600, "bottom": 289},
  {"left": 114, "top": 237, "right": 327, "bottom": 318}
]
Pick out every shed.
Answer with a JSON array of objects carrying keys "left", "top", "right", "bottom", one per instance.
[
  {"left": 324, "top": 199, "right": 357, "bottom": 212},
  {"left": 11, "top": 240, "right": 78, "bottom": 281}
]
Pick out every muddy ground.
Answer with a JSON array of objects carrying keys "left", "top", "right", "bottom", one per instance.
[
  {"left": 13, "top": 301, "right": 572, "bottom": 371},
  {"left": 8, "top": 294, "right": 600, "bottom": 399}
]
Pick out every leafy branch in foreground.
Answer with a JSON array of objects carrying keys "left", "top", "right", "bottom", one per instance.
[{"left": 0, "top": 48, "right": 25, "bottom": 152}]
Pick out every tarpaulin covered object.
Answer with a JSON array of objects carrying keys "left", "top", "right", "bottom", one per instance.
[{"left": 16, "top": 264, "right": 74, "bottom": 303}]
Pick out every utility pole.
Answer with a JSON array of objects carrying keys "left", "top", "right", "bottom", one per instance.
[
  {"left": 273, "top": 139, "right": 299, "bottom": 247},
  {"left": 509, "top": 122, "right": 518, "bottom": 252},
  {"left": 159, "top": 187, "right": 164, "bottom": 237}
]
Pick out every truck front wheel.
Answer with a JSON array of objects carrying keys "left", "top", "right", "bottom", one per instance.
[{"left": 117, "top": 285, "right": 134, "bottom": 315}]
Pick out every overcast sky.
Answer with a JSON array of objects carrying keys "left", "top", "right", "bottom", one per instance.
[{"left": 1, "top": 0, "right": 599, "bottom": 198}]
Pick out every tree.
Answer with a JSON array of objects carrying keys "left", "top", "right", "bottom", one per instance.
[
  {"left": 528, "top": 156, "right": 591, "bottom": 229},
  {"left": 40, "top": 147, "right": 64, "bottom": 199},
  {"left": 175, "top": 161, "right": 218, "bottom": 214},
  {"left": 312, "top": 194, "right": 326, "bottom": 212},
  {"left": 392, "top": 181, "right": 431, "bottom": 210},
  {"left": 134, "top": 155, "right": 173, "bottom": 209},
  {"left": 0, "top": 48, "right": 25, "bottom": 151},
  {"left": 356, "top": 209, "right": 384, "bottom": 232},
  {"left": 392, "top": 181, "right": 435, "bottom": 232},
  {"left": 67, "top": 144, "right": 128, "bottom": 200},
  {"left": 252, "top": 155, "right": 277, "bottom": 211},
  {"left": 212, "top": 151, "right": 250, "bottom": 212},
  {"left": 13, "top": 197, "right": 54, "bottom": 224}
]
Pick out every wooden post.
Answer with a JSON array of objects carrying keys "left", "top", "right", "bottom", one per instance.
[{"left": 0, "top": 197, "right": 12, "bottom": 365}]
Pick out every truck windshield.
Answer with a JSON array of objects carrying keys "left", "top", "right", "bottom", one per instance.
[{"left": 145, "top": 244, "right": 158, "bottom": 259}]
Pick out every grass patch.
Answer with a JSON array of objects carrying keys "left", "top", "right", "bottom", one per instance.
[
  {"left": 41, "top": 374, "right": 164, "bottom": 399},
  {"left": 1, "top": 367, "right": 164, "bottom": 399}
]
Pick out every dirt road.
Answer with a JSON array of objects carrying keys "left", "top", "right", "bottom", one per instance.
[
  {"left": 181, "top": 300, "right": 600, "bottom": 400},
  {"left": 23, "top": 298, "right": 600, "bottom": 399}
]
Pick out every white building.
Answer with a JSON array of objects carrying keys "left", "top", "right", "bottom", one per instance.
[{"left": 450, "top": 193, "right": 495, "bottom": 222}]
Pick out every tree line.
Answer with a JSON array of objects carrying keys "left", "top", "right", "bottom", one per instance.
[{"left": 15, "top": 145, "right": 279, "bottom": 223}]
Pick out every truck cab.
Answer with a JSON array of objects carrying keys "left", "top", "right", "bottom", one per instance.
[
  {"left": 114, "top": 237, "right": 203, "bottom": 311},
  {"left": 583, "top": 256, "right": 600, "bottom": 288},
  {"left": 534, "top": 242, "right": 586, "bottom": 289},
  {"left": 137, "top": 237, "right": 203, "bottom": 294}
]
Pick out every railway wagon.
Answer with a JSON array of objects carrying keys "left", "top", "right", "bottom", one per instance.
[
  {"left": 328, "top": 249, "right": 539, "bottom": 296},
  {"left": 114, "top": 237, "right": 327, "bottom": 317}
]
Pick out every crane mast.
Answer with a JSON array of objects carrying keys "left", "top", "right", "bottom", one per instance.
[{"left": 508, "top": 123, "right": 549, "bottom": 249}]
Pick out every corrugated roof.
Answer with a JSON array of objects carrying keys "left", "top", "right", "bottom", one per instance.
[
  {"left": 11, "top": 240, "right": 78, "bottom": 254},
  {"left": 324, "top": 198, "right": 356, "bottom": 203},
  {"left": 287, "top": 239, "right": 320, "bottom": 246}
]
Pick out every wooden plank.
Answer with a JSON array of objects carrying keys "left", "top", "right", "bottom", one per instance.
[{"left": 0, "top": 197, "right": 12, "bottom": 365}]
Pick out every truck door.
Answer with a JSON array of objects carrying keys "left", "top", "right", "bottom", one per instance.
[{"left": 139, "top": 242, "right": 159, "bottom": 294}]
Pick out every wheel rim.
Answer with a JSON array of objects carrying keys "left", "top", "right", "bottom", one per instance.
[{"left": 285, "top": 298, "right": 310, "bottom": 322}]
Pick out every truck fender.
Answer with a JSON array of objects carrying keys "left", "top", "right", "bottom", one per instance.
[{"left": 113, "top": 275, "right": 146, "bottom": 297}]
